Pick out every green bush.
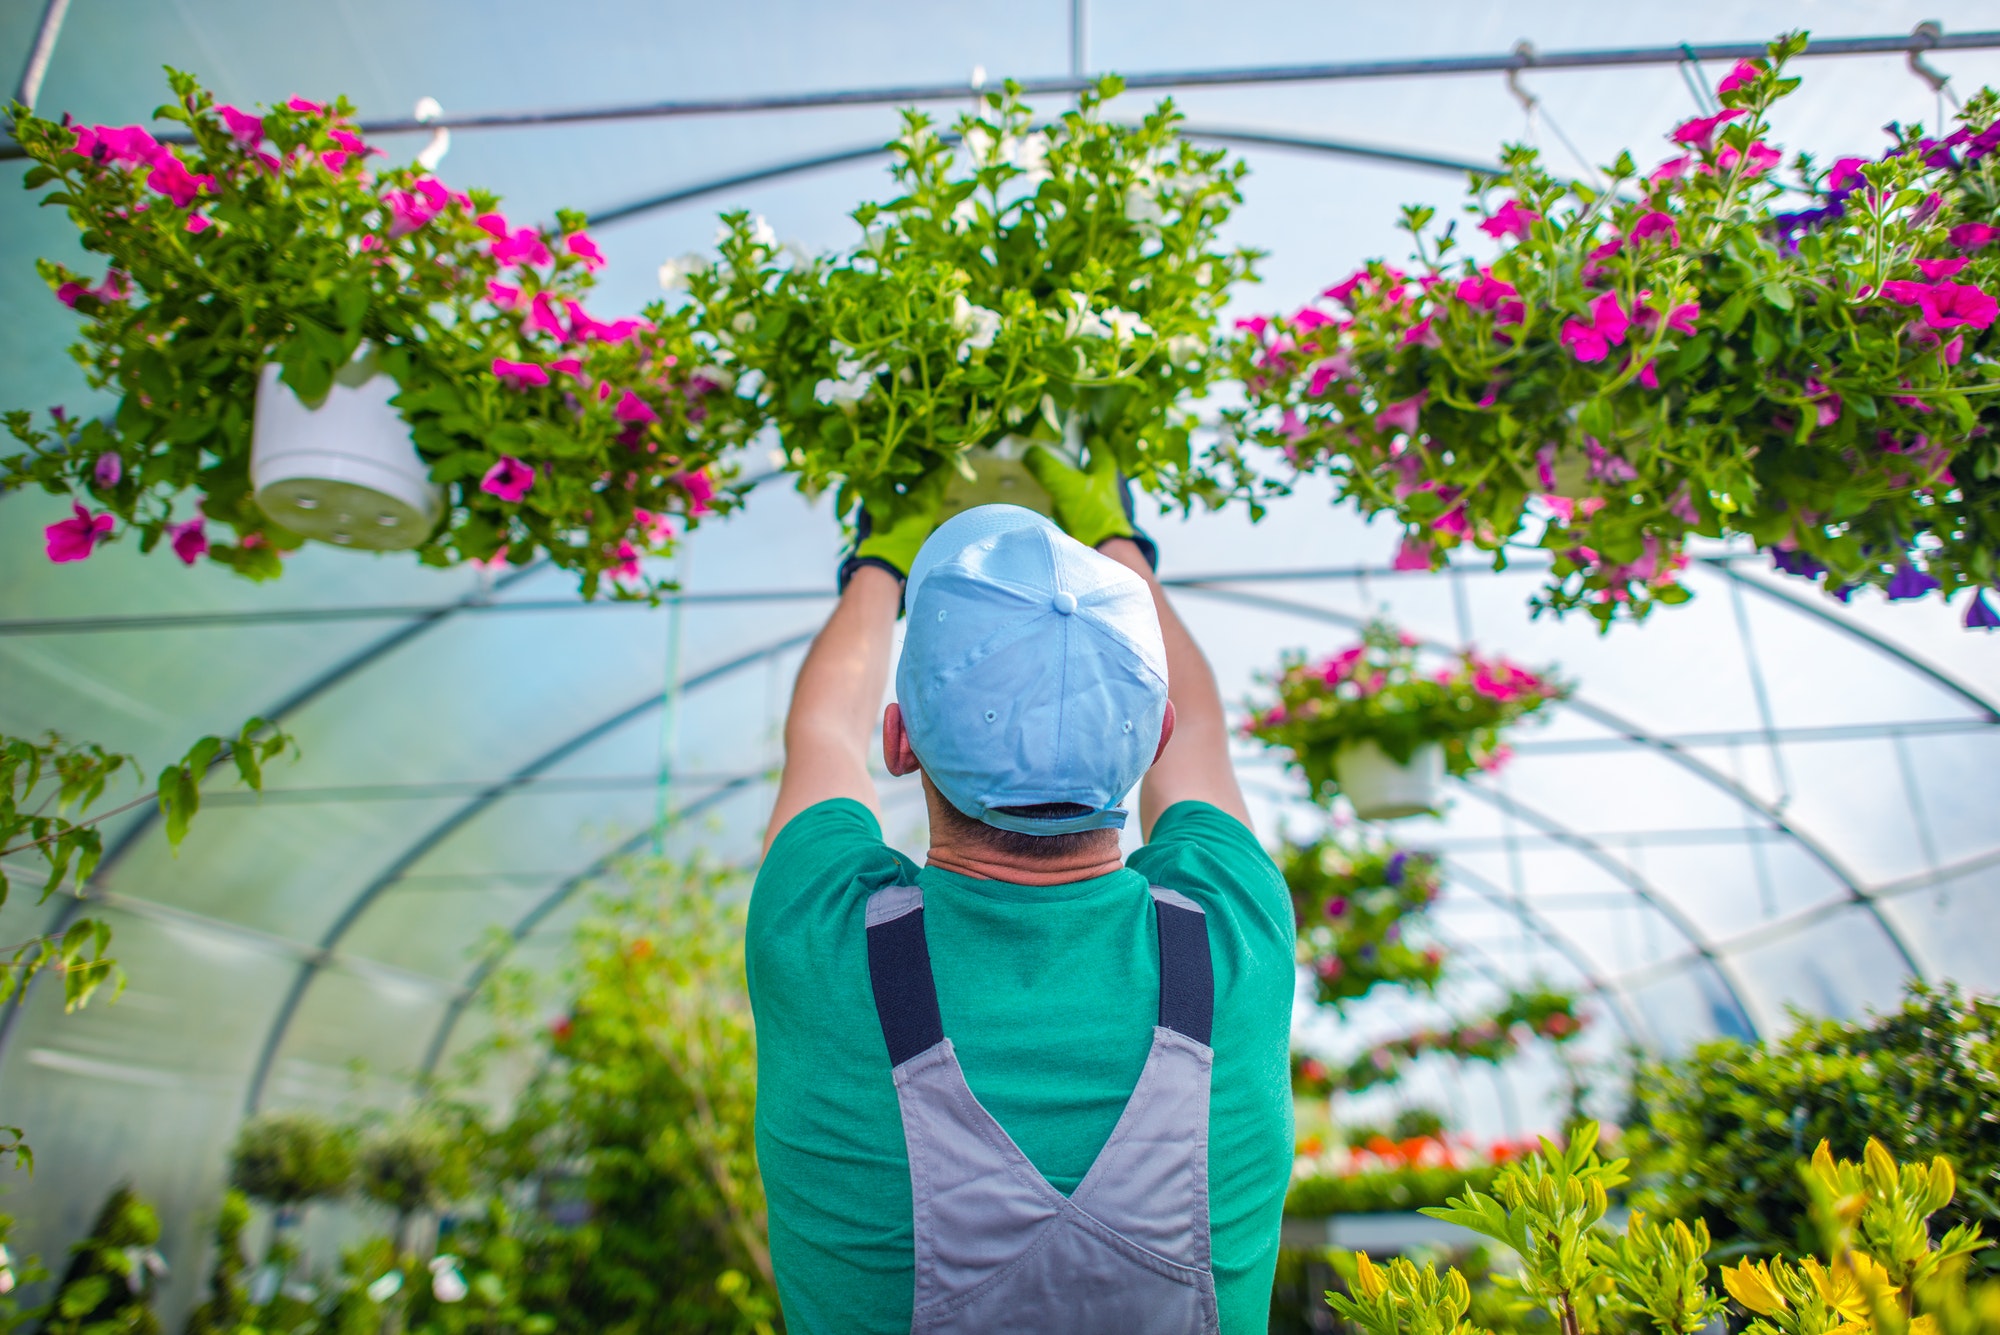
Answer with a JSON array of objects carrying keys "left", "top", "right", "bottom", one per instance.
[
  {"left": 42, "top": 1184, "right": 163, "bottom": 1335},
  {"left": 1286, "top": 1164, "right": 1500, "bottom": 1218},
  {"left": 1626, "top": 981, "right": 2000, "bottom": 1266},
  {"left": 229, "top": 1111, "right": 357, "bottom": 1208}
]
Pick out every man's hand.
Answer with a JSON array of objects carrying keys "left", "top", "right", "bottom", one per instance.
[
  {"left": 1023, "top": 444, "right": 1154, "bottom": 563},
  {"left": 840, "top": 468, "right": 954, "bottom": 588}
]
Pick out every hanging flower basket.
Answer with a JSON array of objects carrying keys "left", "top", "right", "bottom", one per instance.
[
  {"left": 1331, "top": 739, "right": 1447, "bottom": 820},
  {"left": 1245, "top": 622, "right": 1566, "bottom": 814},
  {"left": 1227, "top": 33, "right": 2000, "bottom": 630},
  {"left": 4, "top": 71, "right": 760, "bottom": 597},
  {"left": 1283, "top": 836, "right": 1447, "bottom": 1008},
  {"left": 249, "top": 355, "right": 441, "bottom": 550},
  {"left": 687, "top": 77, "right": 1260, "bottom": 531}
]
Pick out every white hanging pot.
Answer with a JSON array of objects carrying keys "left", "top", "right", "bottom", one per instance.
[
  {"left": 251, "top": 354, "right": 442, "bottom": 551},
  {"left": 1334, "top": 739, "right": 1445, "bottom": 820},
  {"left": 936, "top": 432, "right": 1059, "bottom": 526}
]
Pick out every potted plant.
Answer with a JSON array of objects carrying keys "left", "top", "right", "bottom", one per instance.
[
  {"left": 1283, "top": 836, "right": 1446, "bottom": 1008},
  {"left": 4, "top": 70, "right": 755, "bottom": 597},
  {"left": 691, "top": 77, "right": 1258, "bottom": 532},
  {"left": 1228, "top": 33, "right": 2000, "bottom": 629},
  {"left": 1245, "top": 622, "right": 1566, "bottom": 819},
  {"left": 1291, "top": 987, "right": 1587, "bottom": 1099}
]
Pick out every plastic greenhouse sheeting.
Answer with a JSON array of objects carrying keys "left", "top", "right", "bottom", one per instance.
[{"left": 4, "top": 0, "right": 2000, "bottom": 1318}]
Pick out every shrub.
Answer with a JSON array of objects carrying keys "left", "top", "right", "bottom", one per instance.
[{"left": 229, "top": 1111, "right": 357, "bottom": 1208}]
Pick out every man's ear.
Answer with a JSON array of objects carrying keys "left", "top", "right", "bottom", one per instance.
[
  {"left": 1153, "top": 699, "right": 1177, "bottom": 764},
  {"left": 883, "top": 702, "right": 921, "bottom": 777}
]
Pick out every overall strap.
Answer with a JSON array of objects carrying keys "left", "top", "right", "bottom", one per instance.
[
  {"left": 866, "top": 886, "right": 945, "bottom": 1067},
  {"left": 1149, "top": 887, "right": 1214, "bottom": 1046}
]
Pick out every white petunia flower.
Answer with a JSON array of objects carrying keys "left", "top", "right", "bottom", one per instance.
[
  {"left": 658, "top": 252, "right": 710, "bottom": 292},
  {"left": 430, "top": 1256, "right": 468, "bottom": 1304},
  {"left": 950, "top": 198, "right": 979, "bottom": 230},
  {"left": 1125, "top": 186, "right": 1164, "bottom": 227},
  {"left": 951, "top": 294, "right": 1001, "bottom": 359},
  {"left": 963, "top": 125, "right": 996, "bottom": 162},
  {"left": 1103, "top": 308, "right": 1152, "bottom": 342},
  {"left": 366, "top": 1271, "right": 405, "bottom": 1303},
  {"left": 749, "top": 215, "right": 777, "bottom": 248},
  {"left": 815, "top": 347, "right": 886, "bottom": 408},
  {"left": 1164, "top": 334, "right": 1205, "bottom": 365},
  {"left": 1063, "top": 294, "right": 1110, "bottom": 341},
  {"left": 1001, "top": 132, "right": 1050, "bottom": 184}
]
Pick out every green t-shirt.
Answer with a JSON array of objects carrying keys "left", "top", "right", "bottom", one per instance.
[{"left": 747, "top": 797, "right": 1296, "bottom": 1334}]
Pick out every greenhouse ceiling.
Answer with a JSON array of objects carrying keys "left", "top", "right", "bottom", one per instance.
[{"left": 3, "top": 0, "right": 1999, "bottom": 1316}]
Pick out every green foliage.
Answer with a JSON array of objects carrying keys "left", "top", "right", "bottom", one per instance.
[
  {"left": 0, "top": 1210, "right": 49, "bottom": 1335},
  {"left": 0, "top": 721, "right": 293, "bottom": 1018},
  {"left": 5, "top": 72, "right": 753, "bottom": 597},
  {"left": 182, "top": 1190, "right": 252, "bottom": 1335},
  {"left": 1245, "top": 622, "right": 1567, "bottom": 797},
  {"left": 1286, "top": 1163, "right": 1501, "bottom": 1217},
  {"left": 1293, "top": 987, "right": 1587, "bottom": 1097},
  {"left": 41, "top": 1184, "right": 164, "bottom": 1335},
  {"left": 356, "top": 1112, "right": 478, "bottom": 1219},
  {"left": 699, "top": 77, "right": 1261, "bottom": 528},
  {"left": 1330, "top": 1249, "right": 1480, "bottom": 1335},
  {"left": 1228, "top": 33, "right": 2000, "bottom": 626},
  {"left": 1626, "top": 982, "right": 2000, "bottom": 1265},
  {"left": 229, "top": 1111, "right": 358, "bottom": 1207},
  {"left": 1283, "top": 835, "right": 1447, "bottom": 1008}
]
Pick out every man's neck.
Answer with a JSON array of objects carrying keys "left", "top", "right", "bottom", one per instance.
[{"left": 925, "top": 839, "right": 1125, "bottom": 886}]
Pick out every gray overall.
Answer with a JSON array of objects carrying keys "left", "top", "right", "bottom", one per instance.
[{"left": 865, "top": 883, "right": 1221, "bottom": 1334}]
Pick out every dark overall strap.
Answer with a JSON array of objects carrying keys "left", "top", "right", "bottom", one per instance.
[
  {"left": 1149, "top": 887, "right": 1214, "bottom": 1046},
  {"left": 865, "top": 884, "right": 1216, "bottom": 1067},
  {"left": 866, "top": 888, "right": 945, "bottom": 1067}
]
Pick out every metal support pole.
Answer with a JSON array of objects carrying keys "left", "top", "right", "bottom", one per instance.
[{"left": 13, "top": 0, "right": 72, "bottom": 111}]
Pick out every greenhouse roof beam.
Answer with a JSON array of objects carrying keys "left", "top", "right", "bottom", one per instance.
[
  {"left": 9, "top": 27, "right": 1995, "bottom": 161},
  {"left": 0, "top": 562, "right": 554, "bottom": 1085},
  {"left": 238, "top": 630, "right": 814, "bottom": 1115}
]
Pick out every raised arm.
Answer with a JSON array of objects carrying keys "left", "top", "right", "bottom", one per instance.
[
  {"left": 760, "top": 564, "right": 902, "bottom": 857},
  {"left": 1097, "top": 538, "right": 1252, "bottom": 835}
]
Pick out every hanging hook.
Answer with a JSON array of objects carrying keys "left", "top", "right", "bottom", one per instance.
[
  {"left": 1505, "top": 40, "right": 1539, "bottom": 116},
  {"left": 1907, "top": 20, "right": 1962, "bottom": 111},
  {"left": 414, "top": 96, "right": 450, "bottom": 171},
  {"left": 1677, "top": 41, "right": 1719, "bottom": 115}
]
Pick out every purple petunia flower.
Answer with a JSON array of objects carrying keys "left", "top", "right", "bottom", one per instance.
[
  {"left": 1770, "top": 547, "right": 1826, "bottom": 580},
  {"left": 1966, "top": 589, "right": 2000, "bottom": 630},
  {"left": 1385, "top": 851, "right": 1408, "bottom": 886},
  {"left": 1885, "top": 564, "right": 1941, "bottom": 601}
]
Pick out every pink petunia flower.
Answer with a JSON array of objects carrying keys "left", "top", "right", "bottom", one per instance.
[
  {"left": 487, "top": 280, "right": 523, "bottom": 310},
  {"left": 1306, "top": 353, "right": 1352, "bottom": 397},
  {"left": 1650, "top": 155, "right": 1693, "bottom": 183},
  {"left": 1374, "top": 391, "right": 1426, "bottom": 435},
  {"left": 633, "top": 509, "right": 676, "bottom": 548},
  {"left": 1562, "top": 319, "right": 1610, "bottom": 362},
  {"left": 328, "top": 128, "right": 378, "bottom": 157},
  {"left": 168, "top": 514, "right": 207, "bottom": 565},
  {"left": 1716, "top": 59, "right": 1761, "bottom": 96},
  {"left": 217, "top": 105, "right": 266, "bottom": 148},
  {"left": 1805, "top": 377, "right": 1842, "bottom": 427},
  {"left": 186, "top": 214, "right": 213, "bottom": 233},
  {"left": 94, "top": 453, "right": 122, "bottom": 487},
  {"left": 1636, "top": 360, "right": 1660, "bottom": 389},
  {"left": 1825, "top": 156, "right": 1869, "bottom": 191},
  {"left": 1715, "top": 141, "right": 1782, "bottom": 177},
  {"left": 1881, "top": 279, "right": 1930, "bottom": 306},
  {"left": 1629, "top": 211, "right": 1680, "bottom": 247},
  {"left": 524, "top": 292, "right": 568, "bottom": 340},
  {"left": 1949, "top": 223, "right": 2000, "bottom": 251},
  {"left": 1400, "top": 316, "right": 1439, "bottom": 348},
  {"left": 1291, "top": 307, "right": 1337, "bottom": 332},
  {"left": 145, "top": 153, "right": 216, "bottom": 208},
  {"left": 565, "top": 233, "right": 606, "bottom": 271},
  {"left": 1915, "top": 257, "right": 1969, "bottom": 280},
  {"left": 1478, "top": 200, "right": 1540, "bottom": 241},
  {"left": 1392, "top": 536, "right": 1434, "bottom": 571},
  {"left": 492, "top": 358, "right": 550, "bottom": 389},
  {"left": 609, "top": 541, "right": 645, "bottom": 587},
  {"left": 319, "top": 150, "right": 350, "bottom": 174},
  {"left": 1322, "top": 272, "right": 1370, "bottom": 305},
  {"left": 45, "top": 502, "right": 114, "bottom": 562},
  {"left": 1666, "top": 485, "right": 1700, "bottom": 525},
  {"left": 550, "top": 355, "right": 585, "bottom": 377},
  {"left": 613, "top": 390, "right": 658, "bottom": 423},
  {"left": 285, "top": 96, "right": 326, "bottom": 114},
  {"left": 481, "top": 456, "right": 535, "bottom": 502},
  {"left": 1918, "top": 282, "right": 1998, "bottom": 330},
  {"left": 1671, "top": 108, "right": 1747, "bottom": 151},
  {"left": 677, "top": 468, "right": 717, "bottom": 516}
]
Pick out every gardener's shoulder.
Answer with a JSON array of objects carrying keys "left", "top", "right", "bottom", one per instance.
[
  {"left": 1128, "top": 801, "right": 1288, "bottom": 939},
  {"left": 750, "top": 798, "right": 918, "bottom": 937}
]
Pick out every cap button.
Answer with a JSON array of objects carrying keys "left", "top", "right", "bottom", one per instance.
[{"left": 1052, "top": 590, "right": 1078, "bottom": 615}]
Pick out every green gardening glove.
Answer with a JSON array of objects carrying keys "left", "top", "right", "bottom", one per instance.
[
  {"left": 1023, "top": 444, "right": 1159, "bottom": 569},
  {"left": 839, "top": 466, "right": 954, "bottom": 590}
]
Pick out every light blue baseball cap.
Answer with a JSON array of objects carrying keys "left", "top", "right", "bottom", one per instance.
[{"left": 899, "top": 505, "right": 1169, "bottom": 836}]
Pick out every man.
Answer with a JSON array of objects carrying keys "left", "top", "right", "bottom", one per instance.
[{"left": 748, "top": 449, "right": 1295, "bottom": 1333}]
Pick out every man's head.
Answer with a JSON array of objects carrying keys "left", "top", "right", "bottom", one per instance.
[{"left": 884, "top": 506, "right": 1171, "bottom": 859}]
